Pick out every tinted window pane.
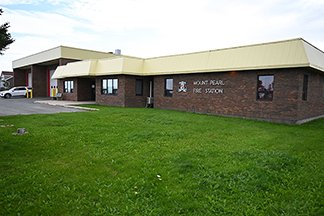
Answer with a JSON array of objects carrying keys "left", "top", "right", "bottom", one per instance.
[
  {"left": 108, "top": 79, "right": 113, "bottom": 94},
  {"left": 166, "top": 79, "right": 173, "bottom": 90},
  {"left": 165, "top": 78, "right": 173, "bottom": 97},
  {"left": 101, "top": 78, "right": 118, "bottom": 95},
  {"left": 113, "top": 79, "right": 118, "bottom": 90},
  {"left": 257, "top": 75, "right": 274, "bottom": 101},
  {"left": 64, "top": 81, "right": 73, "bottom": 93},
  {"left": 135, "top": 79, "right": 143, "bottom": 96}
]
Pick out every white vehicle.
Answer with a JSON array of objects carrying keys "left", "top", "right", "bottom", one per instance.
[{"left": 0, "top": 86, "right": 32, "bottom": 99}]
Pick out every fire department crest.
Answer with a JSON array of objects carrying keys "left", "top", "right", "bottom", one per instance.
[{"left": 178, "top": 81, "right": 187, "bottom": 92}]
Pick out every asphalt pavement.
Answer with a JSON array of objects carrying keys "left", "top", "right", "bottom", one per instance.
[{"left": 0, "top": 98, "right": 86, "bottom": 116}]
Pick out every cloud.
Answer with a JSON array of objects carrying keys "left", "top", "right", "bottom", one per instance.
[
  {"left": 0, "top": 0, "right": 35, "bottom": 4},
  {"left": 0, "top": 0, "right": 324, "bottom": 72}
]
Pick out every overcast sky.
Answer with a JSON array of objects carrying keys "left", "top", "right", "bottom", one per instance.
[{"left": 0, "top": 0, "right": 324, "bottom": 72}]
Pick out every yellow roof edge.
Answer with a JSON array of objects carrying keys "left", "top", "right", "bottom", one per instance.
[
  {"left": 55, "top": 63, "right": 312, "bottom": 79},
  {"left": 145, "top": 38, "right": 305, "bottom": 60},
  {"left": 141, "top": 64, "right": 311, "bottom": 76},
  {"left": 13, "top": 46, "right": 62, "bottom": 62},
  {"left": 118, "top": 55, "right": 144, "bottom": 60},
  {"left": 13, "top": 45, "right": 112, "bottom": 63},
  {"left": 59, "top": 45, "right": 113, "bottom": 55},
  {"left": 89, "top": 60, "right": 98, "bottom": 76}
]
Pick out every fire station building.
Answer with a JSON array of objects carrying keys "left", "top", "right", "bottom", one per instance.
[{"left": 13, "top": 38, "right": 324, "bottom": 124}]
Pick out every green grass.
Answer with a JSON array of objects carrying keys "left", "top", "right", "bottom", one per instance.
[{"left": 0, "top": 106, "right": 323, "bottom": 215}]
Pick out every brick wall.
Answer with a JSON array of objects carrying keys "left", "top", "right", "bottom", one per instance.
[
  {"left": 95, "top": 75, "right": 153, "bottom": 107},
  {"left": 55, "top": 68, "right": 323, "bottom": 123},
  {"left": 96, "top": 75, "right": 126, "bottom": 106},
  {"left": 153, "top": 69, "right": 324, "bottom": 123},
  {"left": 58, "top": 78, "right": 78, "bottom": 101},
  {"left": 31, "top": 65, "right": 47, "bottom": 97},
  {"left": 13, "top": 68, "right": 29, "bottom": 86},
  {"left": 297, "top": 69, "right": 324, "bottom": 121},
  {"left": 124, "top": 75, "right": 152, "bottom": 108}
]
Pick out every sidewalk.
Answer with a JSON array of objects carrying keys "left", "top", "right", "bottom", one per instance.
[{"left": 34, "top": 100, "right": 98, "bottom": 111}]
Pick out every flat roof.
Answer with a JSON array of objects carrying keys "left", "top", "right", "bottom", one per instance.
[
  {"left": 13, "top": 46, "right": 115, "bottom": 69},
  {"left": 50, "top": 38, "right": 324, "bottom": 79}
]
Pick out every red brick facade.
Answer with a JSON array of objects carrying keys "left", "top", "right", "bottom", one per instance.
[
  {"left": 96, "top": 75, "right": 125, "bottom": 106},
  {"left": 13, "top": 68, "right": 29, "bottom": 86},
  {"left": 31, "top": 65, "right": 48, "bottom": 97},
  {"left": 14, "top": 55, "right": 324, "bottom": 123},
  {"left": 96, "top": 75, "right": 152, "bottom": 107},
  {"left": 58, "top": 78, "right": 78, "bottom": 101},
  {"left": 56, "top": 68, "right": 323, "bottom": 123},
  {"left": 153, "top": 69, "right": 324, "bottom": 123},
  {"left": 297, "top": 70, "right": 324, "bottom": 121}
]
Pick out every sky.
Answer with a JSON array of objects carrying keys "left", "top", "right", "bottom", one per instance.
[{"left": 0, "top": 0, "right": 324, "bottom": 72}]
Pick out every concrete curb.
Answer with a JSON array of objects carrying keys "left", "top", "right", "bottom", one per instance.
[
  {"left": 62, "top": 105, "right": 99, "bottom": 111},
  {"left": 34, "top": 101, "right": 99, "bottom": 111},
  {"left": 295, "top": 115, "right": 324, "bottom": 125}
]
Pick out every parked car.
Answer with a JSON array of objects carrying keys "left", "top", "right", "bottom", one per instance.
[{"left": 0, "top": 86, "right": 32, "bottom": 99}]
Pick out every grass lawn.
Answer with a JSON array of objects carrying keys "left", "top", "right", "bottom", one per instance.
[{"left": 0, "top": 106, "right": 323, "bottom": 215}]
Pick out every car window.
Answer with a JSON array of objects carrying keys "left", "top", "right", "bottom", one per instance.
[{"left": 15, "top": 87, "right": 27, "bottom": 91}]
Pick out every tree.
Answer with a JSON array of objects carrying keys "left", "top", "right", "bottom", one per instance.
[{"left": 0, "top": 8, "right": 14, "bottom": 55}]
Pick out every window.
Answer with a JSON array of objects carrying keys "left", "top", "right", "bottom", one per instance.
[
  {"left": 302, "top": 74, "right": 308, "bottom": 101},
  {"left": 164, "top": 78, "right": 173, "bottom": 97},
  {"left": 64, "top": 81, "right": 74, "bottom": 93},
  {"left": 135, "top": 79, "right": 143, "bottom": 96},
  {"left": 102, "top": 78, "right": 118, "bottom": 95},
  {"left": 15, "top": 87, "right": 27, "bottom": 91},
  {"left": 257, "top": 75, "right": 274, "bottom": 101}
]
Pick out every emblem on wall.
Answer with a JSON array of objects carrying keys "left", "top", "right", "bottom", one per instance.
[{"left": 178, "top": 81, "right": 187, "bottom": 92}]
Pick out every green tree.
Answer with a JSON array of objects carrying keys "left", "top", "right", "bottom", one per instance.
[{"left": 0, "top": 8, "right": 14, "bottom": 55}]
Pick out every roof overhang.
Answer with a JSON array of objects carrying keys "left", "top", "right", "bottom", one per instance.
[
  {"left": 52, "top": 56, "right": 145, "bottom": 79},
  {"left": 13, "top": 46, "right": 115, "bottom": 69},
  {"left": 52, "top": 38, "right": 324, "bottom": 79}
]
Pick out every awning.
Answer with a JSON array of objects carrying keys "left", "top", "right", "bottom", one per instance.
[
  {"left": 52, "top": 56, "right": 145, "bottom": 79},
  {"left": 52, "top": 60, "right": 97, "bottom": 79}
]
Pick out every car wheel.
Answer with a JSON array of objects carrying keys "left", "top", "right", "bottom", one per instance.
[{"left": 4, "top": 93, "right": 11, "bottom": 99}]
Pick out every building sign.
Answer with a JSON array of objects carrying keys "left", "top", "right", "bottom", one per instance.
[
  {"left": 178, "top": 79, "right": 225, "bottom": 94},
  {"left": 178, "top": 81, "right": 187, "bottom": 92},
  {"left": 193, "top": 79, "right": 224, "bottom": 94},
  {"left": 193, "top": 80, "right": 225, "bottom": 86},
  {"left": 192, "top": 80, "right": 225, "bottom": 94}
]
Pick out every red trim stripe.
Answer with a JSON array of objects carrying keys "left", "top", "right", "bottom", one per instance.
[{"left": 47, "top": 70, "right": 51, "bottom": 97}]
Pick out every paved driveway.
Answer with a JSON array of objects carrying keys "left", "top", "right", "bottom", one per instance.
[{"left": 0, "top": 98, "right": 85, "bottom": 116}]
